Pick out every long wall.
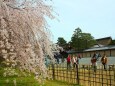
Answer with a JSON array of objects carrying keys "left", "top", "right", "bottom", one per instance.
[{"left": 82, "top": 49, "right": 115, "bottom": 57}]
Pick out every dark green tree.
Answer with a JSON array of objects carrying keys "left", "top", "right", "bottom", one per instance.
[
  {"left": 70, "top": 27, "right": 96, "bottom": 51},
  {"left": 57, "top": 37, "right": 67, "bottom": 49}
]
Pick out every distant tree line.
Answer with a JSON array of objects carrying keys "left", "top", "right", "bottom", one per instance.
[
  {"left": 57, "top": 27, "right": 96, "bottom": 51},
  {"left": 57, "top": 27, "right": 115, "bottom": 52}
]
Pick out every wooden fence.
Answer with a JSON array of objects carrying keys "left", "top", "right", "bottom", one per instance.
[{"left": 48, "top": 63, "right": 115, "bottom": 86}]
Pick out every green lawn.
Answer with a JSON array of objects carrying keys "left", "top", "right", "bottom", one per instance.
[
  {"left": 0, "top": 67, "right": 80, "bottom": 86},
  {"left": 44, "top": 80, "right": 80, "bottom": 86},
  {"left": 0, "top": 77, "right": 79, "bottom": 86}
]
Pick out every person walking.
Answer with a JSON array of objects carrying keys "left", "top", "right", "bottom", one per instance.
[{"left": 101, "top": 54, "right": 108, "bottom": 70}]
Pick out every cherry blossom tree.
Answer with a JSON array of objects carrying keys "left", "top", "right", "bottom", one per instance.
[{"left": 0, "top": 0, "right": 54, "bottom": 82}]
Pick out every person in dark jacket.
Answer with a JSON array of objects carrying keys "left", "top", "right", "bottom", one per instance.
[
  {"left": 91, "top": 53, "right": 97, "bottom": 72},
  {"left": 101, "top": 54, "right": 108, "bottom": 70}
]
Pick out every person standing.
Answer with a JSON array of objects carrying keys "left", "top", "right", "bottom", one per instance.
[
  {"left": 67, "top": 54, "right": 71, "bottom": 70},
  {"left": 77, "top": 54, "right": 81, "bottom": 64},
  {"left": 101, "top": 54, "right": 108, "bottom": 70},
  {"left": 54, "top": 53, "right": 59, "bottom": 64},
  {"left": 91, "top": 53, "right": 97, "bottom": 72},
  {"left": 72, "top": 54, "right": 77, "bottom": 69}
]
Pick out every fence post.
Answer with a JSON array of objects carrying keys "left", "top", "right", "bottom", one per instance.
[
  {"left": 52, "top": 64, "right": 55, "bottom": 80},
  {"left": 114, "top": 65, "right": 115, "bottom": 85},
  {"left": 101, "top": 65, "right": 104, "bottom": 86},
  {"left": 76, "top": 64, "right": 79, "bottom": 85},
  {"left": 109, "top": 65, "right": 112, "bottom": 86}
]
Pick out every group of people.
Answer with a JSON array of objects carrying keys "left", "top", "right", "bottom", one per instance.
[
  {"left": 66, "top": 53, "right": 108, "bottom": 71},
  {"left": 67, "top": 54, "right": 81, "bottom": 70},
  {"left": 91, "top": 53, "right": 108, "bottom": 72}
]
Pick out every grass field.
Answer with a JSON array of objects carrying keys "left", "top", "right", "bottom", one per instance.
[
  {"left": 45, "top": 80, "right": 80, "bottom": 86},
  {"left": 0, "top": 67, "right": 80, "bottom": 86}
]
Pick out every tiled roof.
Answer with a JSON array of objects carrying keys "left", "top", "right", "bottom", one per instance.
[
  {"left": 84, "top": 45, "right": 115, "bottom": 52},
  {"left": 96, "top": 36, "right": 112, "bottom": 41}
]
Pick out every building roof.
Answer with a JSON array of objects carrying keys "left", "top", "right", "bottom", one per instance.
[
  {"left": 96, "top": 36, "right": 112, "bottom": 41},
  {"left": 92, "top": 44, "right": 104, "bottom": 48},
  {"left": 84, "top": 45, "right": 115, "bottom": 52},
  {"left": 96, "top": 36, "right": 112, "bottom": 46}
]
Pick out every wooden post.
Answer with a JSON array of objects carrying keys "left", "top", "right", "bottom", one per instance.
[
  {"left": 52, "top": 64, "right": 55, "bottom": 80},
  {"left": 76, "top": 64, "right": 79, "bottom": 85}
]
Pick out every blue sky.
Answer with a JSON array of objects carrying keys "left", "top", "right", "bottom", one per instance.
[{"left": 47, "top": 0, "right": 115, "bottom": 43}]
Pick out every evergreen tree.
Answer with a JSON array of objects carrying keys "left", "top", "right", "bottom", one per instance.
[{"left": 70, "top": 27, "right": 96, "bottom": 51}]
